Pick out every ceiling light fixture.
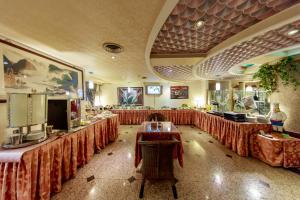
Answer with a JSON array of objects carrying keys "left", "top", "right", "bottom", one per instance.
[
  {"left": 103, "top": 42, "right": 124, "bottom": 53},
  {"left": 195, "top": 20, "right": 204, "bottom": 28},
  {"left": 111, "top": 56, "right": 116, "bottom": 59},
  {"left": 288, "top": 29, "right": 299, "bottom": 36}
]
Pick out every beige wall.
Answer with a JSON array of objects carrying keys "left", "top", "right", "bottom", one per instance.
[
  {"left": 100, "top": 80, "right": 208, "bottom": 109},
  {"left": 270, "top": 72, "right": 300, "bottom": 133},
  {"left": 0, "top": 47, "right": 7, "bottom": 144}
]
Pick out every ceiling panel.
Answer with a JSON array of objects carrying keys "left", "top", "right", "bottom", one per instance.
[
  {"left": 195, "top": 19, "right": 300, "bottom": 79},
  {"left": 151, "top": 0, "right": 300, "bottom": 56},
  {"left": 153, "top": 64, "right": 197, "bottom": 81}
]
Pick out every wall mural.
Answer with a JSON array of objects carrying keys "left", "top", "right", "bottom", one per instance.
[
  {"left": 3, "top": 48, "right": 84, "bottom": 98},
  {"left": 118, "top": 87, "right": 143, "bottom": 105},
  {"left": 170, "top": 86, "right": 189, "bottom": 99}
]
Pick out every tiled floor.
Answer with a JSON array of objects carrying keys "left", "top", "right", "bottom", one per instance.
[{"left": 51, "top": 125, "right": 300, "bottom": 200}]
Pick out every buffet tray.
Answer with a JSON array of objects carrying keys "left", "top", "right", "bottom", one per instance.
[{"left": 2, "top": 136, "right": 48, "bottom": 149}]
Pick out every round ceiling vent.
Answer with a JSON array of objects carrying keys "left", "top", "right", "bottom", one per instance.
[{"left": 103, "top": 42, "right": 124, "bottom": 53}]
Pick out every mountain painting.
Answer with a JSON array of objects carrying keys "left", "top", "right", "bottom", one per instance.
[{"left": 3, "top": 48, "right": 83, "bottom": 98}]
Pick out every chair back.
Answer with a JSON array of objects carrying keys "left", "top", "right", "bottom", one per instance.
[
  {"left": 138, "top": 137, "right": 179, "bottom": 179},
  {"left": 146, "top": 113, "right": 165, "bottom": 122}
]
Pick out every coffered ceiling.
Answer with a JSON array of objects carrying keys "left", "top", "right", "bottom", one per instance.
[
  {"left": 195, "top": 19, "right": 300, "bottom": 79},
  {"left": 148, "top": 0, "right": 300, "bottom": 82},
  {"left": 151, "top": 0, "right": 300, "bottom": 56}
]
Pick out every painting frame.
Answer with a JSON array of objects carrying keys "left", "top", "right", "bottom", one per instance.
[
  {"left": 117, "top": 87, "right": 144, "bottom": 106},
  {"left": 1, "top": 40, "right": 85, "bottom": 99},
  {"left": 170, "top": 86, "right": 189, "bottom": 99}
]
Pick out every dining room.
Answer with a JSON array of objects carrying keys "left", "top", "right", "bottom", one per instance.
[{"left": 0, "top": 0, "right": 300, "bottom": 200}]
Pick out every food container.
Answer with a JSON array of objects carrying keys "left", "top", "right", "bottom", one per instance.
[
  {"left": 46, "top": 125, "right": 53, "bottom": 136},
  {"left": 10, "top": 134, "right": 23, "bottom": 145}
]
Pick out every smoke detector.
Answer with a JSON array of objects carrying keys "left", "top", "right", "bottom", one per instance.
[{"left": 103, "top": 42, "right": 124, "bottom": 53}]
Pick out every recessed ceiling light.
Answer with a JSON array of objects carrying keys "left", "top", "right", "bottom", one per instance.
[
  {"left": 111, "top": 56, "right": 116, "bottom": 59},
  {"left": 195, "top": 20, "right": 204, "bottom": 28},
  {"left": 288, "top": 29, "right": 299, "bottom": 36},
  {"left": 103, "top": 42, "right": 124, "bottom": 53}
]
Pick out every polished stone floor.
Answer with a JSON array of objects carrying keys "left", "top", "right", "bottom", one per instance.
[{"left": 51, "top": 125, "right": 300, "bottom": 200}]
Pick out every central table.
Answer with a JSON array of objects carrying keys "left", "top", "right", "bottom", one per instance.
[{"left": 135, "top": 121, "right": 184, "bottom": 168}]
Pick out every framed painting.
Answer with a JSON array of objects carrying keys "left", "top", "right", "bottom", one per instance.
[
  {"left": 2, "top": 46, "right": 84, "bottom": 99},
  {"left": 118, "top": 87, "right": 144, "bottom": 105},
  {"left": 170, "top": 86, "right": 189, "bottom": 99}
]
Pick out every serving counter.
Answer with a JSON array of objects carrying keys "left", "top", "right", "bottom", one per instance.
[
  {"left": 111, "top": 109, "right": 194, "bottom": 125},
  {"left": 194, "top": 111, "right": 272, "bottom": 157},
  {"left": 0, "top": 115, "right": 119, "bottom": 200}
]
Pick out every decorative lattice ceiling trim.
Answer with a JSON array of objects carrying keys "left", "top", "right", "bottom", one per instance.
[
  {"left": 151, "top": 0, "right": 300, "bottom": 55},
  {"left": 195, "top": 19, "right": 300, "bottom": 79},
  {"left": 153, "top": 65, "right": 197, "bottom": 81}
]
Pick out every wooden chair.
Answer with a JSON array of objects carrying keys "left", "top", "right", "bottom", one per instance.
[
  {"left": 138, "top": 136, "right": 179, "bottom": 199},
  {"left": 146, "top": 113, "right": 165, "bottom": 122}
]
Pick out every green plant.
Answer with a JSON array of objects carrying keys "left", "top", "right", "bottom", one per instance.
[{"left": 253, "top": 56, "right": 299, "bottom": 93}]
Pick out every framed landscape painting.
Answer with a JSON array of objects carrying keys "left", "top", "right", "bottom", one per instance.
[
  {"left": 3, "top": 47, "right": 84, "bottom": 99},
  {"left": 170, "top": 86, "right": 189, "bottom": 99},
  {"left": 118, "top": 87, "right": 144, "bottom": 105}
]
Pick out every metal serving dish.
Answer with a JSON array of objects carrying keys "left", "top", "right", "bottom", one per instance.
[{"left": 2, "top": 135, "right": 48, "bottom": 149}]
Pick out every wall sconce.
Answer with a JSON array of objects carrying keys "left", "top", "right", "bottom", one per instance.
[
  {"left": 195, "top": 97, "right": 205, "bottom": 108},
  {"left": 88, "top": 80, "right": 94, "bottom": 89},
  {"left": 246, "top": 86, "right": 253, "bottom": 92},
  {"left": 216, "top": 82, "right": 221, "bottom": 91}
]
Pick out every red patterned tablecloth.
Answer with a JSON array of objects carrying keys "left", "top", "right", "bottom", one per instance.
[
  {"left": 250, "top": 133, "right": 300, "bottom": 168},
  {"left": 135, "top": 122, "right": 184, "bottom": 168},
  {"left": 0, "top": 118, "right": 118, "bottom": 200},
  {"left": 111, "top": 109, "right": 194, "bottom": 125},
  {"left": 194, "top": 111, "right": 272, "bottom": 157}
]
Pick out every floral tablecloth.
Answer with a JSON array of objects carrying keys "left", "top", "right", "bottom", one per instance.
[{"left": 250, "top": 133, "right": 300, "bottom": 168}]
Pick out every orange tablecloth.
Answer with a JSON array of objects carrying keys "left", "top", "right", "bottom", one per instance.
[
  {"left": 250, "top": 133, "right": 300, "bottom": 168},
  {"left": 135, "top": 122, "right": 184, "bottom": 168},
  {"left": 107, "top": 115, "right": 120, "bottom": 143},
  {"left": 194, "top": 111, "right": 272, "bottom": 157},
  {"left": 111, "top": 109, "right": 194, "bottom": 125},
  {"left": 94, "top": 119, "right": 108, "bottom": 150},
  {"left": 0, "top": 117, "right": 119, "bottom": 200}
]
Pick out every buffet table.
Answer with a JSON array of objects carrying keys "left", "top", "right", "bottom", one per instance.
[
  {"left": 194, "top": 111, "right": 272, "bottom": 157},
  {"left": 250, "top": 133, "right": 300, "bottom": 168},
  {"left": 0, "top": 116, "right": 119, "bottom": 200},
  {"left": 112, "top": 109, "right": 195, "bottom": 125},
  {"left": 135, "top": 121, "right": 184, "bottom": 168}
]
